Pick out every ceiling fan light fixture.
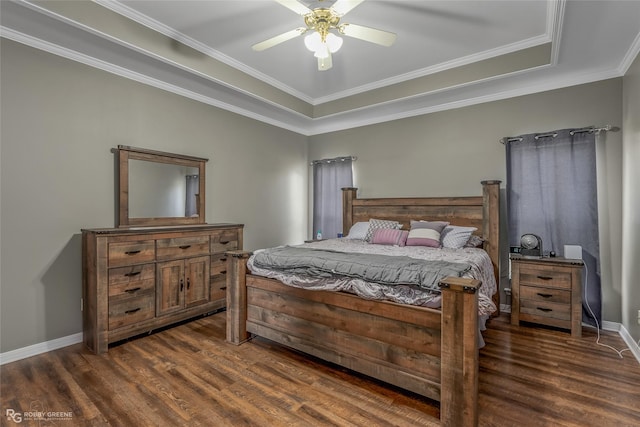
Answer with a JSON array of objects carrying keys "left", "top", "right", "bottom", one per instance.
[
  {"left": 325, "top": 32, "right": 343, "bottom": 53},
  {"left": 313, "top": 43, "right": 330, "bottom": 59},
  {"left": 305, "top": 31, "right": 343, "bottom": 56},
  {"left": 304, "top": 31, "right": 322, "bottom": 52}
]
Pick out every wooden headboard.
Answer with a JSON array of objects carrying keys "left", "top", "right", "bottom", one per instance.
[{"left": 342, "top": 180, "right": 501, "bottom": 310}]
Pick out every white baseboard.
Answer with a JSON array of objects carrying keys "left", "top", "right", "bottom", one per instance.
[
  {"left": 601, "top": 321, "right": 640, "bottom": 364},
  {"left": 0, "top": 333, "right": 83, "bottom": 365}
]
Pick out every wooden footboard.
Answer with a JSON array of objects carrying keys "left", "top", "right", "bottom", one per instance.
[{"left": 226, "top": 251, "right": 480, "bottom": 427}]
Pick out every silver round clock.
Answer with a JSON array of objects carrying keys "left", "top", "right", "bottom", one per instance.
[{"left": 520, "top": 233, "right": 542, "bottom": 256}]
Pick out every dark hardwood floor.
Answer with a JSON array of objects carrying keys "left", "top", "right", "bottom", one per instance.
[{"left": 1, "top": 312, "right": 639, "bottom": 426}]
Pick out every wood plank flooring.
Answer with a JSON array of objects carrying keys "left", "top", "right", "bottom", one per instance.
[{"left": 1, "top": 313, "right": 639, "bottom": 426}]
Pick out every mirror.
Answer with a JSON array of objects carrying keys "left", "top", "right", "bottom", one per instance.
[{"left": 116, "top": 145, "right": 207, "bottom": 227}]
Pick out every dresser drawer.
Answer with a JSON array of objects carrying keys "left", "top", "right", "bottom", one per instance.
[
  {"left": 157, "top": 235, "right": 209, "bottom": 260},
  {"left": 108, "top": 264, "right": 155, "bottom": 297},
  {"left": 210, "top": 230, "right": 238, "bottom": 253},
  {"left": 108, "top": 289, "right": 155, "bottom": 330},
  {"left": 520, "top": 285, "right": 570, "bottom": 305},
  {"left": 108, "top": 240, "right": 155, "bottom": 267},
  {"left": 210, "top": 253, "right": 229, "bottom": 275},
  {"left": 210, "top": 274, "right": 227, "bottom": 302},
  {"left": 518, "top": 265, "right": 572, "bottom": 290}
]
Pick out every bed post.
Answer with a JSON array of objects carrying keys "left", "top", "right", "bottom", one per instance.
[
  {"left": 226, "top": 250, "right": 252, "bottom": 345},
  {"left": 481, "top": 180, "right": 501, "bottom": 315},
  {"left": 439, "top": 276, "right": 480, "bottom": 427},
  {"left": 342, "top": 187, "right": 357, "bottom": 236}
]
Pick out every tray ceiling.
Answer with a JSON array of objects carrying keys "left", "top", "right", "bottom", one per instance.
[{"left": 1, "top": 0, "right": 639, "bottom": 135}]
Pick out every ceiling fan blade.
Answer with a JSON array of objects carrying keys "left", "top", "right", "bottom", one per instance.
[
  {"left": 252, "top": 27, "right": 307, "bottom": 51},
  {"left": 331, "top": 0, "right": 365, "bottom": 16},
  {"left": 274, "top": 0, "right": 312, "bottom": 16},
  {"left": 339, "top": 23, "right": 397, "bottom": 47}
]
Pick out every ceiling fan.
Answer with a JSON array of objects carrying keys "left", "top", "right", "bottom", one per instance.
[{"left": 252, "top": 0, "right": 397, "bottom": 71}]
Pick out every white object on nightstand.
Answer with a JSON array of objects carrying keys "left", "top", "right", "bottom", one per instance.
[{"left": 564, "top": 245, "right": 582, "bottom": 259}]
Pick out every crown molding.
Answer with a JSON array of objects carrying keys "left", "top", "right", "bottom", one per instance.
[
  {"left": 619, "top": 30, "right": 640, "bottom": 75},
  {"left": 94, "top": 0, "right": 316, "bottom": 105}
]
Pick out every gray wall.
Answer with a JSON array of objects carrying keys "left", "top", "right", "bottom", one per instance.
[
  {"left": 308, "top": 79, "right": 624, "bottom": 324},
  {"left": 1, "top": 36, "right": 635, "bottom": 354},
  {"left": 0, "top": 39, "right": 308, "bottom": 353},
  {"left": 622, "top": 54, "right": 640, "bottom": 342}
]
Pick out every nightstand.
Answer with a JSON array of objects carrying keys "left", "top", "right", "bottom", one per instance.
[{"left": 510, "top": 255, "right": 584, "bottom": 337}]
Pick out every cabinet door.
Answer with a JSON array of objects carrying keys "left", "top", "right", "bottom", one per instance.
[
  {"left": 185, "top": 256, "right": 210, "bottom": 308},
  {"left": 157, "top": 260, "right": 185, "bottom": 316}
]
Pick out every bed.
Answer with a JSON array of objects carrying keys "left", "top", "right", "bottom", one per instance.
[{"left": 225, "top": 180, "right": 501, "bottom": 427}]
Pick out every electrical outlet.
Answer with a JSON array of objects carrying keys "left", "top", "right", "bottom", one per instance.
[
  {"left": 637, "top": 309, "right": 640, "bottom": 325},
  {"left": 81, "top": 298, "right": 84, "bottom": 312}
]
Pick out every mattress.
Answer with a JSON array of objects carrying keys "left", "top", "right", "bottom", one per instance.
[{"left": 247, "top": 238, "right": 497, "bottom": 317}]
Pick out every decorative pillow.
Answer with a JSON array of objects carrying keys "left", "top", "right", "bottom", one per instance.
[
  {"left": 371, "top": 228, "right": 409, "bottom": 246},
  {"left": 345, "top": 221, "right": 370, "bottom": 239},
  {"left": 406, "top": 220, "right": 449, "bottom": 247},
  {"left": 441, "top": 226, "right": 478, "bottom": 249},
  {"left": 464, "top": 235, "right": 485, "bottom": 248},
  {"left": 364, "top": 219, "right": 402, "bottom": 242}
]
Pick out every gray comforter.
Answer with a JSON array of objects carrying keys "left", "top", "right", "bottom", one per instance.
[{"left": 251, "top": 246, "right": 471, "bottom": 291}]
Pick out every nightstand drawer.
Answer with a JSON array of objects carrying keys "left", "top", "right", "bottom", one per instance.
[
  {"left": 520, "top": 285, "right": 570, "bottom": 304},
  {"left": 520, "top": 298, "right": 570, "bottom": 320},
  {"left": 518, "top": 265, "right": 572, "bottom": 289}
]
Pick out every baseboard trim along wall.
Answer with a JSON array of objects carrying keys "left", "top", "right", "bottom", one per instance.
[
  {"left": 1, "top": 323, "right": 638, "bottom": 365},
  {"left": 0, "top": 333, "right": 82, "bottom": 365}
]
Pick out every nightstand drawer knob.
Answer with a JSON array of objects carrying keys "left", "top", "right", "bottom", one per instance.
[
  {"left": 537, "top": 275, "right": 553, "bottom": 280},
  {"left": 537, "top": 307, "right": 553, "bottom": 312},
  {"left": 537, "top": 293, "right": 553, "bottom": 298}
]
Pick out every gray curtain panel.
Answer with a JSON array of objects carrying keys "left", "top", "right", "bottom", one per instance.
[
  {"left": 506, "top": 129, "right": 601, "bottom": 327},
  {"left": 313, "top": 159, "right": 353, "bottom": 239}
]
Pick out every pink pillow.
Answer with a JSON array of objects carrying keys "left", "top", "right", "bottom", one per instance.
[{"left": 371, "top": 228, "right": 409, "bottom": 246}]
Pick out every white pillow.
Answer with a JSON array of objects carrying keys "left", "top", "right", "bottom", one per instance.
[
  {"left": 345, "top": 221, "right": 370, "bottom": 239},
  {"left": 441, "top": 226, "right": 477, "bottom": 249}
]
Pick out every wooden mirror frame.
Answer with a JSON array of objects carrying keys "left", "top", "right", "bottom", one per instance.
[{"left": 116, "top": 145, "right": 208, "bottom": 227}]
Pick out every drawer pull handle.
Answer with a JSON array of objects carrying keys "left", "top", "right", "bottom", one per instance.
[
  {"left": 124, "top": 271, "right": 141, "bottom": 277},
  {"left": 220, "top": 258, "right": 227, "bottom": 262},
  {"left": 537, "top": 307, "right": 552, "bottom": 313},
  {"left": 180, "top": 279, "right": 184, "bottom": 291},
  {"left": 220, "top": 270, "right": 227, "bottom": 274},
  {"left": 187, "top": 278, "right": 191, "bottom": 289},
  {"left": 125, "top": 308, "right": 141, "bottom": 314},
  {"left": 220, "top": 241, "right": 230, "bottom": 245},
  {"left": 124, "top": 287, "right": 141, "bottom": 294},
  {"left": 537, "top": 293, "right": 553, "bottom": 298},
  {"left": 179, "top": 245, "right": 191, "bottom": 250},
  {"left": 537, "top": 275, "right": 553, "bottom": 280},
  {"left": 220, "top": 286, "right": 227, "bottom": 290},
  {"left": 125, "top": 250, "right": 141, "bottom": 255}
]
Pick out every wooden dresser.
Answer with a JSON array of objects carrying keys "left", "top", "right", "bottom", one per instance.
[
  {"left": 82, "top": 223, "right": 243, "bottom": 353},
  {"left": 510, "top": 255, "right": 584, "bottom": 337}
]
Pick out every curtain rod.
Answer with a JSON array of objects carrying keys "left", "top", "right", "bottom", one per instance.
[
  {"left": 310, "top": 156, "right": 357, "bottom": 165},
  {"left": 499, "top": 125, "right": 619, "bottom": 144}
]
